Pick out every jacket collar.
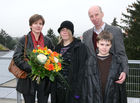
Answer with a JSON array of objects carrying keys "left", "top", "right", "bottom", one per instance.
[
  {"left": 87, "top": 28, "right": 96, "bottom": 57},
  {"left": 104, "top": 23, "right": 111, "bottom": 31}
]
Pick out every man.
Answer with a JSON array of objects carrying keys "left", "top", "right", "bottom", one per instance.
[
  {"left": 81, "top": 5, "right": 128, "bottom": 103},
  {"left": 83, "top": 5, "right": 128, "bottom": 84}
]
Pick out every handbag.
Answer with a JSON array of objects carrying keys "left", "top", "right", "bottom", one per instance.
[{"left": 8, "top": 35, "right": 28, "bottom": 79}]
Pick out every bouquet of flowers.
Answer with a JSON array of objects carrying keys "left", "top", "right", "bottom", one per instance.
[{"left": 27, "top": 46, "right": 63, "bottom": 84}]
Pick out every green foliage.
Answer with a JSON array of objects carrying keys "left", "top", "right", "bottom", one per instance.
[
  {"left": 0, "top": 44, "right": 8, "bottom": 50},
  {"left": 121, "top": 0, "right": 140, "bottom": 60},
  {"left": 50, "top": 74, "right": 55, "bottom": 81},
  {"left": 111, "top": 17, "right": 124, "bottom": 29},
  {"left": 0, "top": 29, "right": 17, "bottom": 50},
  {"left": 46, "top": 28, "right": 58, "bottom": 46},
  {"left": 28, "top": 52, "right": 52, "bottom": 83},
  {"left": 111, "top": 18, "right": 119, "bottom": 26},
  {"left": 0, "top": 29, "right": 8, "bottom": 45}
]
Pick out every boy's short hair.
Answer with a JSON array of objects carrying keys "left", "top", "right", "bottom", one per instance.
[
  {"left": 97, "top": 30, "right": 113, "bottom": 43},
  {"left": 29, "top": 14, "right": 45, "bottom": 26}
]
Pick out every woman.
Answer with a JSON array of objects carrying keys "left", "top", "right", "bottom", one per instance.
[
  {"left": 51, "top": 20, "right": 88, "bottom": 103},
  {"left": 13, "top": 14, "right": 54, "bottom": 103}
]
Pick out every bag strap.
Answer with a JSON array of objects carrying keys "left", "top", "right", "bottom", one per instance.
[{"left": 24, "top": 35, "right": 28, "bottom": 59}]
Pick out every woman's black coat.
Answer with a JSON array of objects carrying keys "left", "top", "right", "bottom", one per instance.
[
  {"left": 82, "top": 54, "right": 127, "bottom": 103},
  {"left": 51, "top": 38, "right": 88, "bottom": 103},
  {"left": 13, "top": 32, "right": 54, "bottom": 95}
]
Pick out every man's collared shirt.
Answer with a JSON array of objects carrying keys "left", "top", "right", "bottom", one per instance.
[{"left": 94, "top": 23, "right": 106, "bottom": 34}]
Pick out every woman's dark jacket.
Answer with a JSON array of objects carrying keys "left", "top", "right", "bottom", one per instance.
[
  {"left": 51, "top": 38, "right": 88, "bottom": 103},
  {"left": 82, "top": 53, "right": 127, "bottom": 103},
  {"left": 13, "top": 32, "right": 54, "bottom": 95}
]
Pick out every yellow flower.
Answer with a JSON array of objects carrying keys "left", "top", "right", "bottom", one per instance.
[
  {"left": 43, "top": 51, "right": 49, "bottom": 55},
  {"left": 33, "top": 49, "right": 37, "bottom": 53},
  {"left": 49, "top": 56, "right": 55, "bottom": 63},
  {"left": 44, "top": 59, "right": 50, "bottom": 70},
  {"left": 54, "top": 63, "right": 62, "bottom": 72},
  {"left": 37, "top": 49, "right": 43, "bottom": 53},
  {"left": 43, "top": 47, "right": 48, "bottom": 51}
]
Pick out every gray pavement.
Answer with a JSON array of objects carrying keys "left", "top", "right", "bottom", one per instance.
[{"left": 0, "top": 98, "right": 24, "bottom": 103}]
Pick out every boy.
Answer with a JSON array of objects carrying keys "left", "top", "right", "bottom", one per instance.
[{"left": 95, "top": 30, "right": 127, "bottom": 103}]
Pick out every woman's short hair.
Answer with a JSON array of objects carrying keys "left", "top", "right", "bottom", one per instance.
[{"left": 29, "top": 14, "right": 45, "bottom": 26}]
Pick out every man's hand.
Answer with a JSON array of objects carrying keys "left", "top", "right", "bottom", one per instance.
[{"left": 115, "top": 72, "right": 126, "bottom": 84}]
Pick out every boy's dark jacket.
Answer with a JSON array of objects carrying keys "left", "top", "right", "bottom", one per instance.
[{"left": 81, "top": 53, "right": 127, "bottom": 103}]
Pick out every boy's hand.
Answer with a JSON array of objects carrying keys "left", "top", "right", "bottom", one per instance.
[{"left": 115, "top": 72, "right": 126, "bottom": 84}]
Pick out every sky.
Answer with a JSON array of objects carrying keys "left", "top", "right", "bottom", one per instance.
[{"left": 0, "top": 0, "right": 137, "bottom": 37}]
